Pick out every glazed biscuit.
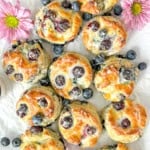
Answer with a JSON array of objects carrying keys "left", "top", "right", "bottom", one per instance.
[
  {"left": 35, "top": 1, "right": 82, "bottom": 44},
  {"left": 21, "top": 127, "right": 64, "bottom": 150},
  {"left": 103, "top": 99, "right": 147, "bottom": 143},
  {"left": 3, "top": 40, "right": 50, "bottom": 83},
  {"left": 58, "top": 100, "right": 102, "bottom": 148},
  {"left": 49, "top": 52, "right": 93, "bottom": 100},
  {"left": 99, "top": 143, "right": 128, "bottom": 150},
  {"left": 16, "top": 86, "right": 62, "bottom": 126},
  {"left": 94, "top": 56, "right": 139, "bottom": 102},
  {"left": 82, "top": 16, "right": 127, "bottom": 56},
  {"left": 78, "top": 0, "right": 118, "bottom": 15}
]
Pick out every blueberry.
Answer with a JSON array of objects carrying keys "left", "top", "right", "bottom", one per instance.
[
  {"left": 12, "top": 138, "right": 22, "bottom": 147},
  {"left": 113, "top": 5, "right": 123, "bottom": 16},
  {"left": 32, "top": 114, "right": 43, "bottom": 125},
  {"left": 138, "top": 62, "right": 147, "bottom": 71},
  {"left": 72, "top": 1, "right": 81, "bottom": 11},
  {"left": 86, "top": 126, "right": 96, "bottom": 135},
  {"left": 61, "top": 0, "right": 72, "bottom": 9},
  {"left": 39, "top": 76, "right": 50, "bottom": 86},
  {"left": 100, "top": 38, "right": 112, "bottom": 50},
  {"left": 14, "top": 73, "right": 23, "bottom": 81},
  {"left": 82, "top": 13, "right": 93, "bottom": 21},
  {"left": 61, "top": 116, "right": 73, "bottom": 129},
  {"left": 28, "top": 48, "right": 40, "bottom": 61},
  {"left": 121, "top": 118, "right": 131, "bottom": 128},
  {"left": 5, "top": 65, "right": 14, "bottom": 75},
  {"left": 1, "top": 137, "right": 10, "bottom": 146},
  {"left": 55, "top": 75, "right": 66, "bottom": 87},
  {"left": 30, "top": 126, "right": 43, "bottom": 134},
  {"left": 87, "top": 21, "right": 100, "bottom": 32},
  {"left": 72, "top": 66, "right": 85, "bottom": 78},
  {"left": 16, "top": 104, "right": 28, "bottom": 118},
  {"left": 41, "top": 0, "right": 51, "bottom": 5},
  {"left": 94, "top": 54, "right": 105, "bottom": 65},
  {"left": 99, "top": 29, "right": 108, "bottom": 38},
  {"left": 90, "top": 59, "right": 101, "bottom": 71},
  {"left": 113, "top": 101, "right": 125, "bottom": 111},
  {"left": 53, "top": 44, "right": 64, "bottom": 55},
  {"left": 126, "top": 50, "right": 136, "bottom": 60},
  {"left": 82, "top": 88, "right": 93, "bottom": 99},
  {"left": 69, "top": 87, "right": 81, "bottom": 97},
  {"left": 38, "top": 97, "right": 48, "bottom": 107}
]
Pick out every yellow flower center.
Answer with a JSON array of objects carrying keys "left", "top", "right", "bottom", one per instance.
[
  {"left": 131, "top": 2, "right": 142, "bottom": 16},
  {"left": 5, "top": 16, "right": 19, "bottom": 28}
]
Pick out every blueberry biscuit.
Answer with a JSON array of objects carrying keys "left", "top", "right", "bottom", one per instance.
[
  {"left": 3, "top": 40, "right": 50, "bottom": 83},
  {"left": 103, "top": 99, "right": 147, "bottom": 143},
  {"left": 16, "top": 86, "right": 62, "bottom": 126},
  {"left": 35, "top": 1, "right": 82, "bottom": 44},
  {"left": 78, "top": 0, "right": 118, "bottom": 15},
  {"left": 58, "top": 100, "right": 102, "bottom": 148},
  {"left": 94, "top": 56, "right": 139, "bottom": 102},
  {"left": 49, "top": 52, "right": 93, "bottom": 100},
  {"left": 82, "top": 16, "right": 127, "bottom": 56},
  {"left": 21, "top": 127, "right": 64, "bottom": 150},
  {"left": 99, "top": 143, "right": 128, "bottom": 150}
]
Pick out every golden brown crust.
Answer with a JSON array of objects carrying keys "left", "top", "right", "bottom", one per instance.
[
  {"left": 3, "top": 40, "right": 50, "bottom": 83},
  {"left": 103, "top": 99, "right": 147, "bottom": 143},
  {"left": 35, "top": 1, "right": 82, "bottom": 44},
  {"left": 98, "top": 143, "right": 128, "bottom": 150},
  {"left": 82, "top": 16, "right": 127, "bottom": 56},
  {"left": 49, "top": 52, "right": 93, "bottom": 100},
  {"left": 94, "top": 56, "right": 139, "bottom": 102},
  {"left": 58, "top": 101, "right": 102, "bottom": 148},
  {"left": 16, "top": 86, "right": 62, "bottom": 126},
  {"left": 78, "top": 0, "right": 118, "bottom": 15},
  {"left": 21, "top": 128, "right": 64, "bottom": 150}
]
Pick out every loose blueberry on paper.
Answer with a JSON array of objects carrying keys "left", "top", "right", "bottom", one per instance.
[
  {"left": 0, "top": 137, "right": 10, "bottom": 147},
  {"left": 126, "top": 50, "right": 136, "bottom": 60},
  {"left": 12, "top": 138, "right": 22, "bottom": 147},
  {"left": 41, "top": 0, "right": 51, "bottom": 5}
]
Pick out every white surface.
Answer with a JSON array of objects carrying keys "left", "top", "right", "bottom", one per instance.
[{"left": 0, "top": 0, "right": 150, "bottom": 150}]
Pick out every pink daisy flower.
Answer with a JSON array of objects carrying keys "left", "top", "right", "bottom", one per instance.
[
  {"left": 121, "top": 0, "right": 150, "bottom": 30},
  {"left": 0, "top": 0, "right": 33, "bottom": 42}
]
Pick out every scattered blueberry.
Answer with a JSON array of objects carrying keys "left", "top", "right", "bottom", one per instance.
[
  {"left": 138, "top": 62, "right": 147, "bottom": 71},
  {"left": 100, "top": 38, "right": 112, "bottom": 50},
  {"left": 12, "top": 138, "right": 22, "bottom": 147},
  {"left": 53, "top": 44, "right": 64, "bottom": 55},
  {"left": 41, "top": 0, "right": 51, "bottom": 5},
  {"left": 72, "top": 66, "right": 85, "bottom": 78},
  {"left": 28, "top": 48, "right": 40, "bottom": 61},
  {"left": 90, "top": 59, "right": 101, "bottom": 71},
  {"left": 5, "top": 65, "right": 14, "bottom": 75},
  {"left": 82, "top": 88, "right": 93, "bottom": 99},
  {"left": 122, "top": 69, "right": 134, "bottom": 80},
  {"left": 71, "top": 1, "right": 81, "bottom": 11},
  {"left": 14, "top": 73, "right": 23, "bottom": 81},
  {"left": 94, "top": 54, "right": 105, "bottom": 65},
  {"left": 16, "top": 104, "right": 28, "bottom": 118},
  {"left": 38, "top": 97, "right": 48, "bottom": 107},
  {"left": 55, "top": 75, "right": 66, "bottom": 87},
  {"left": 113, "top": 5, "right": 123, "bottom": 16},
  {"left": 87, "top": 21, "right": 100, "bottom": 32},
  {"left": 82, "top": 13, "right": 93, "bottom": 21},
  {"left": 32, "top": 114, "right": 43, "bottom": 125},
  {"left": 113, "top": 101, "right": 125, "bottom": 111},
  {"left": 62, "top": 98, "right": 71, "bottom": 106},
  {"left": 126, "top": 50, "right": 136, "bottom": 60},
  {"left": 1, "top": 137, "right": 10, "bottom": 146},
  {"left": 86, "top": 126, "right": 96, "bottom": 135},
  {"left": 69, "top": 87, "right": 81, "bottom": 97},
  {"left": 39, "top": 76, "right": 50, "bottom": 86},
  {"left": 61, "top": 0, "right": 72, "bottom": 9}
]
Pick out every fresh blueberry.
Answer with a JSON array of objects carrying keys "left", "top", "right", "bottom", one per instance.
[
  {"left": 53, "top": 44, "right": 64, "bottom": 55},
  {"left": 90, "top": 59, "right": 101, "bottom": 71},
  {"left": 99, "top": 29, "right": 108, "bottom": 38},
  {"left": 12, "top": 138, "right": 22, "bottom": 147},
  {"left": 32, "top": 114, "right": 43, "bottom": 125},
  {"left": 113, "top": 100, "right": 125, "bottom": 111},
  {"left": 94, "top": 54, "right": 105, "bottom": 65},
  {"left": 71, "top": 1, "right": 81, "bottom": 11},
  {"left": 1, "top": 137, "right": 10, "bottom": 146},
  {"left": 113, "top": 5, "right": 123, "bottom": 16},
  {"left": 16, "top": 104, "right": 28, "bottom": 118},
  {"left": 82, "top": 13, "right": 93, "bottom": 21},
  {"left": 82, "top": 88, "right": 93, "bottom": 99},
  {"left": 61, "top": 116, "right": 73, "bottom": 129},
  {"left": 72, "top": 66, "right": 85, "bottom": 78},
  {"left": 126, "top": 50, "right": 136, "bottom": 60},
  {"left": 121, "top": 118, "right": 131, "bottom": 128},
  {"left": 100, "top": 38, "right": 112, "bottom": 50},
  {"left": 138, "top": 62, "right": 147, "bottom": 71},
  {"left": 41, "top": 0, "right": 51, "bottom": 5},
  {"left": 61, "top": 0, "right": 72, "bottom": 9},
  {"left": 38, "top": 97, "right": 48, "bottom": 107},
  {"left": 39, "top": 76, "right": 50, "bottom": 86}
]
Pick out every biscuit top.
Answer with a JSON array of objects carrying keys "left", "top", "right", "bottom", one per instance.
[
  {"left": 82, "top": 16, "right": 127, "bottom": 55},
  {"left": 49, "top": 52, "right": 93, "bottom": 100},
  {"left": 21, "top": 127, "right": 64, "bottom": 150},
  {"left": 79, "top": 0, "right": 118, "bottom": 15},
  {"left": 94, "top": 56, "right": 139, "bottom": 101},
  {"left": 3, "top": 40, "right": 50, "bottom": 83},
  {"left": 59, "top": 101, "right": 102, "bottom": 148},
  {"left": 35, "top": 1, "right": 82, "bottom": 44}
]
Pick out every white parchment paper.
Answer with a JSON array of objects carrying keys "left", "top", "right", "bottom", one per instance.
[{"left": 0, "top": 0, "right": 150, "bottom": 150}]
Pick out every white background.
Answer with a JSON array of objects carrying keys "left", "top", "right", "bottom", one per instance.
[{"left": 0, "top": 0, "right": 150, "bottom": 149}]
